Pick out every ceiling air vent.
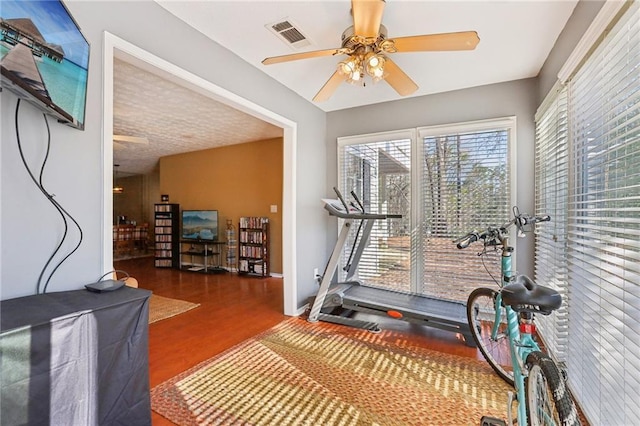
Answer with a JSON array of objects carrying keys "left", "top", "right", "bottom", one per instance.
[{"left": 266, "top": 19, "right": 311, "bottom": 50}]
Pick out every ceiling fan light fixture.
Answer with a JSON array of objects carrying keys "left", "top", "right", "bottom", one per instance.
[
  {"left": 365, "top": 52, "right": 386, "bottom": 82},
  {"left": 338, "top": 58, "right": 357, "bottom": 76},
  {"left": 349, "top": 69, "right": 363, "bottom": 84},
  {"left": 366, "top": 52, "right": 380, "bottom": 67},
  {"left": 338, "top": 55, "right": 365, "bottom": 85},
  {"left": 262, "top": 1, "right": 478, "bottom": 102}
]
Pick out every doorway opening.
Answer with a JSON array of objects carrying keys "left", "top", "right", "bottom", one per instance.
[{"left": 101, "top": 32, "right": 298, "bottom": 315}]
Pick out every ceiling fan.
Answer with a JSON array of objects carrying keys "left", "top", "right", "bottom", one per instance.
[{"left": 262, "top": 0, "right": 479, "bottom": 102}]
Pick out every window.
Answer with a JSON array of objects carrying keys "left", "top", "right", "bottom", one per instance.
[
  {"left": 566, "top": 4, "right": 640, "bottom": 423},
  {"left": 338, "top": 131, "right": 413, "bottom": 293},
  {"left": 418, "top": 124, "right": 513, "bottom": 302},
  {"left": 534, "top": 2, "right": 640, "bottom": 424},
  {"left": 534, "top": 84, "right": 570, "bottom": 360},
  {"left": 338, "top": 118, "right": 516, "bottom": 301}
]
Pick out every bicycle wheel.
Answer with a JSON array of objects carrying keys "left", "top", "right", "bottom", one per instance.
[
  {"left": 466, "top": 287, "right": 514, "bottom": 385},
  {"left": 525, "top": 351, "right": 581, "bottom": 426}
]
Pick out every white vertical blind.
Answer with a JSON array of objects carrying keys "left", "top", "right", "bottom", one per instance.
[
  {"left": 565, "top": 2, "right": 640, "bottom": 424},
  {"left": 534, "top": 85, "right": 570, "bottom": 361}
]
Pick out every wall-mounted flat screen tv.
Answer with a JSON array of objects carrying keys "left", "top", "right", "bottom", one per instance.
[
  {"left": 182, "top": 210, "right": 218, "bottom": 242},
  {"left": 1, "top": 0, "right": 89, "bottom": 130}
]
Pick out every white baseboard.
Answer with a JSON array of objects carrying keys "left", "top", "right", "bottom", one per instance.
[{"left": 291, "top": 303, "right": 308, "bottom": 317}]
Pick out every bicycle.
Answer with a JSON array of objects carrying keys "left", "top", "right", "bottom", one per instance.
[{"left": 455, "top": 208, "right": 580, "bottom": 426}]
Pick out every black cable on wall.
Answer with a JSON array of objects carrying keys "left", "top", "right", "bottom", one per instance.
[{"left": 14, "top": 99, "right": 84, "bottom": 294}]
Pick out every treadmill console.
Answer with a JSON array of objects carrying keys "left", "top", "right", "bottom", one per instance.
[
  {"left": 322, "top": 186, "right": 402, "bottom": 219},
  {"left": 322, "top": 198, "right": 363, "bottom": 218}
]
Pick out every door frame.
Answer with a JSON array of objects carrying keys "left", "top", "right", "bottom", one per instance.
[{"left": 101, "top": 32, "right": 298, "bottom": 315}]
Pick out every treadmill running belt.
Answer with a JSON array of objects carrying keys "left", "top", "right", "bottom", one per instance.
[{"left": 343, "top": 285, "right": 467, "bottom": 322}]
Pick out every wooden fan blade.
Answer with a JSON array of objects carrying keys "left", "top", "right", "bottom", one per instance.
[
  {"left": 113, "top": 135, "right": 149, "bottom": 144},
  {"left": 352, "top": 0, "right": 385, "bottom": 39},
  {"left": 262, "top": 48, "right": 344, "bottom": 65},
  {"left": 390, "top": 31, "right": 480, "bottom": 52},
  {"left": 313, "top": 71, "right": 346, "bottom": 102},
  {"left": 384, "top": 58, "right": 418, "bottom": 96}
]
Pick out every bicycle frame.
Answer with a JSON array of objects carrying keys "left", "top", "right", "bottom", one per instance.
[
  {"left": 492, "top": 234, "right": 542, "bottom": 424},
  {"left": 461, "top": 211, "right": 568, "bottom": 426}
]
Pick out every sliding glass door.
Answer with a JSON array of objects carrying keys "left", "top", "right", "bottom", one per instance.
[{"left": 338, "top": 118, "right": 516, "bottom": 302}]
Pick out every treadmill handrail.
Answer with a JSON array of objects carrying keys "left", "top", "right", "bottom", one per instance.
[{"left": 322, "top": 199, "right": 401, "bottom": 219}]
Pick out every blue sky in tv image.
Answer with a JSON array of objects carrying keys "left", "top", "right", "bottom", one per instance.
[
  {"left": 182, "top": 211, "right": 219, "bottom": 241},
  {"left": 1, "top": 0, "right": 89, "bottom": 124},
  {"left": 1, "top": 0, "right": 89, "bottom": 67}
]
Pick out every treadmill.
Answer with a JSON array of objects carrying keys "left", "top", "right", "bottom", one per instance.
[{"left": 308, "top": 188, "right": 475, "bottom": 347}]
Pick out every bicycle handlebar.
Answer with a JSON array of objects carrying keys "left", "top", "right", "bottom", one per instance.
[
  {"left": 455, "top": 210, "right": 551, "bottom": 250},
  {"left": 516, "top": 214, "right": 550, "bottom": 228},
  {"left": 455, "top": 232, "right": 480, "bottom": 249}
]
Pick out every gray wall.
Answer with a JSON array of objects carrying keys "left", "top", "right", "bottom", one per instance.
[
  {"left": 0, "top": 0, "right": 606, "bottom": 303},
  {"left": 538, "top": 0, "right": 605, "bottom": 102},
  {"left": 0, "top": 0, "right": 326, "bottom": 304},
  {"left": 327, "top": 78, "right": 539, "bottom": 278}
]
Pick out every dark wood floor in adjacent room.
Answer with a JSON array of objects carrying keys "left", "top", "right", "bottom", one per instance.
[{"left": 115, "top": 257, "right": 517, "bottom": 426}]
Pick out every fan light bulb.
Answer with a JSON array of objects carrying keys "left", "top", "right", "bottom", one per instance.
[
  {"left": 338, "top": 52, "right": 385, "bottom": 86},
  {"left": 338, "top": 60, "right": 352, "bottom": 75},
  {"left": 338, "top": 55, "right": 366, "bottom": 85},
  {"left": 365, "top": 53, "right": 386, "bottom": 83}
]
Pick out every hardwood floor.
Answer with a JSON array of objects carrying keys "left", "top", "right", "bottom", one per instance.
[{"left": 115, "top": 257, "right": 522, "bottom": 425}]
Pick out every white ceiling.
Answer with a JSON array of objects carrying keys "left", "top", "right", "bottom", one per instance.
[
  {"left": 156, "top": 0, "right": 578, "bottom": 111},
  {"left": 114, "top": 0, "right": 578, "bottom": 175}
]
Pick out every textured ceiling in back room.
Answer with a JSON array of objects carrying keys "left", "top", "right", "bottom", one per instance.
[{"left": 113, "top": 58, "right": 282, "bottom": 175}]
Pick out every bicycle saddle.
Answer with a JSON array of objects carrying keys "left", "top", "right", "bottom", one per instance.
[{"left": 501, "top": 275, "right": 562, "bottom": 314}]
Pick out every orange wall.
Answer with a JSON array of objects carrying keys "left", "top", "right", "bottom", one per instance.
[{"left": 159, "top": 138, "right": 283, "bottom": 274}]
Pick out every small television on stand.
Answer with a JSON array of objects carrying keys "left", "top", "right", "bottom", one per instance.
[
  {"left": 182, "top": 210, "right": 219, "bottom": 242},
  {"left": 1, "top": 0, "right": 90, "bottom": 130}
]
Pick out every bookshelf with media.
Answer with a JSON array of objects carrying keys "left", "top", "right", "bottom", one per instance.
[
  {"left": 154, "top": 203, "right": 180, "bottom": 268},
  {"left": 238, "top": 217, "right": 269, "bottom": 277}
]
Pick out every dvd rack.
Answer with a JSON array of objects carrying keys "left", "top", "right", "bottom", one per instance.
[
  {"left": 154, "top": 203, "right": 179, "bottom": 268},
  {"left": 238, "top": 217, "right": 269, "bottom": 277}
]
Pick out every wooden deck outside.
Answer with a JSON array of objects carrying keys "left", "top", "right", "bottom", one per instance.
[
  {"left": 0, "top": 41, "right": 74, "bottom": 123},
  {"left": 1, "top": 42, "right": 50, "bottom": 99}
]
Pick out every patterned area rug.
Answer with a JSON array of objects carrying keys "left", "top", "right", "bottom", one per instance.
[
  {"left": 149, "top": 295, "right": 200, "bottom": 324},
  {"left": 151, "top": 318, "right": 511, "bottom": 425}
]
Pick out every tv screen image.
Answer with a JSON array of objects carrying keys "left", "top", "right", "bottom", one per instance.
[
  {"left": 182, "top": 210, "right": 218, "bottom": 241},
  {"left": 1, "top": 0, "right": 89, "bottom": 130}
]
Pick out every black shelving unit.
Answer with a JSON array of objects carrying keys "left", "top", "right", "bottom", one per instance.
[
  {"left": 238, "top": 217, "right": 269, "bottom": 277},
  {"left": 179, "top": 240, "right": 226, "bottom": 273},
  {"left": 154, "top": 203, "right": 179, "bottom": 268}
]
